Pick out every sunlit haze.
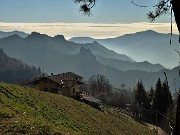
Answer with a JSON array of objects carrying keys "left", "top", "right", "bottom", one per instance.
[
  {"left": 0, "top": 22, "right": 178, "bottom": 39},
  {"left": 0, "top": 0, "right": 178, "bottom": 38}
]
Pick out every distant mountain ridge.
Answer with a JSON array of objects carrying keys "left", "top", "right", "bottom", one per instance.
[
  {"left": 70, "top": 48, "right": 179, "bottom": 91},
  {"left": 0, "top": 30, "right": 28, "bottom": 39},
  {"left": 1, "top": 31, "right": 176, "bottom": 90},
  {"left": 69, "top": 30, "right": 174, "bottom": 44},
  {"left": 69, "top": 36, "right": 96, "bottom": 44},
  {"left": 96, "top": 55, "right": 165, "bottom": 72},
  {"left": 0, "top": 31, "right": 165, "bottom": 72},
  {"left": 69, "top": 30, "right": 180, "bottom": 68}
]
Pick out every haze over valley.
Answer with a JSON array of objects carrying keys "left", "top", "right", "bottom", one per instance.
[{"left": 0, "top": 30, "right": 180, "bottom": 91}]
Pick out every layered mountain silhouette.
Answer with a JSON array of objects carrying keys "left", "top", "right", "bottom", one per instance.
[
  {"left": 0, "top": 31, "right": 164, "bottom": 71},
  {"left": 96, "top": 55, "right": 164, "bottom": 72},
  {"left": 1, "top": 31, "right": 179, "bottom": 90},
  {"left": 0, "top": 30, "right": 28, "bottom": 39},
  {"left": 70, "top": 30, "right": 180, "bottom": 68},
  {"left": 0, "top": 31, "right": 133, "bottom": 61}
]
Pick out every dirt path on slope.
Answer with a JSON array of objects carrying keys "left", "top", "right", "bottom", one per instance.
[{"left": 146, "top": 123, "right": 167, "bottom": 135}]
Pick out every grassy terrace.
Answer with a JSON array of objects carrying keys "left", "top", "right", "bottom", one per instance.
[{"left": 0, "top": 82, "right": 155, "bottom": 135}]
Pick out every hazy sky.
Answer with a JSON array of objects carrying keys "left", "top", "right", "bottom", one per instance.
[
  {"left": 0, "top": 0, "right": 171, "bottom": 23},
  {"left": 0, "top": 0, "right": 178, "bottom": 39}
]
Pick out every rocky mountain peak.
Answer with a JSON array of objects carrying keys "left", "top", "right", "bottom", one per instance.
[{"left": 79, "top": 47, "right": 94, "bottom": 56}]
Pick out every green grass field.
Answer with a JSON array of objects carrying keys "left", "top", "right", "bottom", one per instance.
[{"left": 0, "top": 82, "right": 156, "bottom": 135}]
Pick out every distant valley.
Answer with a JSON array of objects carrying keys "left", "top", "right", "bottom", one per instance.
[
  {"left": 0, "top": 30, "right": 179, "bottom": 91},
  {"left": 70, "top": 30, "right": 180, "bottom": 69}
]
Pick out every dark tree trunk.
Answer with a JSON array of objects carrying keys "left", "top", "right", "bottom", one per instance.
[
  {"left": 173, "top": 91, "right": 180, "bottom": 135},
  {"left": 172, "top": 1, "right": 180, "bottom": 135},
  {"left": 172, "top": 0, "right": 180, "bottom": 33}
]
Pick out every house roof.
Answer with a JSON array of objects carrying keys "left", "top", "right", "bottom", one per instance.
[
  {"left": 48, "top": 72, "right": 83, "bottom": 81},
  {"left": 31, "top": 76, "right": 61, "bottom": 86},
  {"left": 32, "top": 72, "right": 83, "bottom": 88}
]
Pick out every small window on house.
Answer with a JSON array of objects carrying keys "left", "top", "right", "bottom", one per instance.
[{"left": 44, "top": 88, "right": 48, "bottom": 92}]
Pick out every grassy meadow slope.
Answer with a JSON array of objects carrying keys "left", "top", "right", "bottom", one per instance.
[{"left": 0, "top": 83, "right": 155, "bottom": 135}]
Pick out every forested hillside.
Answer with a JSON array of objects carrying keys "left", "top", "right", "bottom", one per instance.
[{"left": 0, "top": 49, "right": 41, "bottom": 84}]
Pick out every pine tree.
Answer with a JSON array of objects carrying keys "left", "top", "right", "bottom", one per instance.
[
  {"left": 153, "top": 78, "right": 162, "bottom": 109},
  {"left": 134, "top": 80, "right": 149, "bottom": 119},
  {"left": 161, "top": 80, "right": 173, "bottom": 114},
  {"left": 147, "top": 86, "right": 154, "bottom": 106},
  {"left": 153, "top": 78, "right": 163, "bottom": 123},
  {"left": 134, "top": 80, "right": 149, "bottom": 109},
  {"left": 158, "top": 80, "right": 174, "bottom": 132}
]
